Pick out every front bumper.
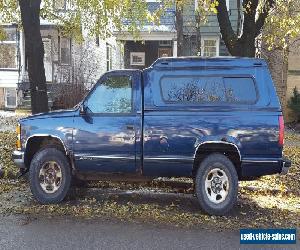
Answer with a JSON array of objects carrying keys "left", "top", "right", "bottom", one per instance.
[
  {"left": 12, "top": 150, "right": 26, "bottom": 169},
  {"left": 280, "top": 157, "right": 291, "bottom": 175}
]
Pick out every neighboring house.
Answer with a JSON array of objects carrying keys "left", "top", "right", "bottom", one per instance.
[
  {"left": 34, "top": 19, "right": 123, "bottom": 109},
  {"left": 115, "top": 0, "right": 241, "bottom": 69},
  {"left": 0, "top": 2, "right": 124, "bottom": 110},
  {"left": 182, "top": 0, "right": 240, "bottom": 57},
  {"left": 115, "top": 1, "right": 177, "bottom": 69},
  {"left": 0, "top": 0, "right": 244, "bottom": 110}
]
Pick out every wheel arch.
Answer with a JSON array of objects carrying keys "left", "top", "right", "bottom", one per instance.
[
  {"left": 193, "top": 141, "right": 242, "bottom": 178},
  {"left": 24, "top": 134, "right": 70, "bottom": 169}
]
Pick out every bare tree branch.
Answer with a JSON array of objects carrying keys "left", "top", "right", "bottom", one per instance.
[
  {"left": 255, "top": 0, "right": 275, "bottom": 37},
  {"left": 241, "top": 0, "right": 259, "bottom": 37},
  {"left": 236, "top": 0, "right": 241, "bottom": 36},
  {"left": 216, "top": 0, "right": 238, "bottom": 54}
]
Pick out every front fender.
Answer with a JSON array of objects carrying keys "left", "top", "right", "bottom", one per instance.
[{"left": 20, "top": 118, "right": 74, "bottom": 153}]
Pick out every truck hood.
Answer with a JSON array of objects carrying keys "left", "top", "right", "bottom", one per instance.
[{"left": 20, "top": 109, "right": 77, "bottom": 121}]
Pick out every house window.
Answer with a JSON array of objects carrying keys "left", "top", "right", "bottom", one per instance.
[
  {"left": 59, "top": 37, "right": 71, "bottom": 65},
  {"left": 195, "top": 0, "right": 229, "bottom": 11},
  {"left": 159, "top": 40, "right": 172, "bottom": 47},
  {"left": 54, "top": 0, "right": 66, "bottom": 10},
  {"left": 106, "top": 43, "right": 112, "bottom": 71},
  {"left": 201, "top": 37, "right": 219, "bottom": 57},
  {"left": 0, "top": 28, "right": 17, "bottom": 69},
  {"left": 130, "top": 52, "right": 145, "bottom": 66},
  {"left": 5, "top": 88, "right": 17, "bottom": 108}
]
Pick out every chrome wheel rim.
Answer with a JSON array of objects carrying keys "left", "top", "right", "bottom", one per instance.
[
  {"left": 39, "top": 161, "right": 62, "bottom": 194},
  {"left": 204, "top": 168, "right": 229, "bottom": 204}
]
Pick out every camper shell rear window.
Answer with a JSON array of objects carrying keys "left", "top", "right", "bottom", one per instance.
[{"left": 160, "top": 76, "right": 258, "bottom": 105}]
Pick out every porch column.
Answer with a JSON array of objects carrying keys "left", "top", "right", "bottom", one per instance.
[
  {"left": 173, "top": 40, "right": 177, "bottom": 57},
  {"left": 20, "top": 31, "right": 26, "bottom": 76}
]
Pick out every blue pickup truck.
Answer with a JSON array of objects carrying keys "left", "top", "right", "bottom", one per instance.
[{"left": 13, "top": 57, "right": 291, "bottom": 215}]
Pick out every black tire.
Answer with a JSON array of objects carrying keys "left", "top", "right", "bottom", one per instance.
[
  {"left": 195, "top": 153, "right": 238, "bottom": 215},
  {"left": 29, "top": 148, "right": 72, "bottom": 204}
]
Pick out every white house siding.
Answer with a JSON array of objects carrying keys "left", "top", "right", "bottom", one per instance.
[
  {"left": 0, "top": 71, "right": 19, "bottom": 109},
  {"left": 111, "top": 39, "right": 125, "bottom": 70},
  {"left": 0, "top": 26, "right": 22, "bottom": 109},
  {"left": 40, "top": 28, "right": 59, "bottom": 83},
  {"left": 86, "top": 37, "right": 124, "bottom": 80},
  {"left": 40, "top": 25, "right": 124, "bottom": 86},
  {"left": 0, "top": 71, "right": 19, "bottom": 88},
  {"left": 70, "top": 36, "right": 124, "bottom": 89}
]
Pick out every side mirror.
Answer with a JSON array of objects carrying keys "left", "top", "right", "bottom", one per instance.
[{"left": 79, "top": 103, "right": 86, "bottom": 115}]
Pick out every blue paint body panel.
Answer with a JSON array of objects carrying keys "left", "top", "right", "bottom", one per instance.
[{"left": 17, "top": 57, "right": 287, "bottom": 178}]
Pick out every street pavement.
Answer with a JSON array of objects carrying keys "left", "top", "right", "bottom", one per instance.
[{"left": 0, "top": 215, "right": 298, "bottom": 250}]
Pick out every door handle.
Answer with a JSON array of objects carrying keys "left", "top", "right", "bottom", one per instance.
[{"left": 126, "top": 125, "right": 134, "bottom": 130}]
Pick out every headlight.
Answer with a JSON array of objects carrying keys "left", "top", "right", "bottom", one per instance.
[{"left": 16, "top": 123, "right": 21, "bottom": 150}]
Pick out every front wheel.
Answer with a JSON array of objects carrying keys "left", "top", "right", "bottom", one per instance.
[
  {"left": 29, "top": 148, "right": 72, "bottom": 204},
  {"left": 195, "top": 153, "right": 238, "bottom": 215}
]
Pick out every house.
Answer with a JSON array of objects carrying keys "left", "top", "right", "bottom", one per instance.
[
  {"left": 4, "top": 0, "right": 296, "bottom": 115},
  {"left": 115, "top": 0, "right": 240, "bottom": 69},
  {"left": 0, "top": 24, "right": 20, "bottom": 109},
  {"left": 0, "top": 2, "right": 124, "bottom": 110},
  {"left": 285, "top": 39, "right": 300, "bottom": 122},
  {"left": 0, "top": 0, "right": 241, "bottom": 110},
  {"left": 115, "top": 1, "right": 177, "bottom": 69},
  {"left": 181, "top": 0, "right": 240, "bottom": 57}
]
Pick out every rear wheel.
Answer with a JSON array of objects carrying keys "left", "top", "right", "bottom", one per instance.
[
  {"left": 195, "top": 153, "right": 238, "bottom": 215},
  {"left": 29, "top": 148, "right": 71, "bottom": 204}
]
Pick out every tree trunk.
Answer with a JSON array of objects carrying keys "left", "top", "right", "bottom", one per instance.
[
  {"left": 19, "top": 0, "right": 48, "bottom": 114},
  {"left": 175, "top": 3, "right": 184, "bottom": 57},
  {"left": 216, "top": 0, "right": 274, "bottom": 58},
  {"left": 232, "top": 35, "right": 256, "bottom": 57}
]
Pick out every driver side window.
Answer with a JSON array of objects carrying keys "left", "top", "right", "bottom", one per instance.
[{"left": 86, "top": 75, "right": 132, "bottom": 113}]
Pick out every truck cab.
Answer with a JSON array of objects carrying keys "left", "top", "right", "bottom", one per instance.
[{"left": 13, "top": 57, "right": 291, "bottom": 215}]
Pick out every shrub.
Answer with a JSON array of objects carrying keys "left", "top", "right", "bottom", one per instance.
[
  {"left": 51, "top": 83, "right": 88, "bottom": 110},
  {"left": 50, "top": 40, "right": 100, "bottom": 110},
  {"left": 0, "top": 132, "right": 19, "bottom": 178},
  {"left": 288, "top": 87, "right": 300, "bottom": 121}
]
